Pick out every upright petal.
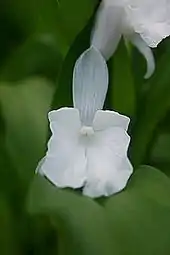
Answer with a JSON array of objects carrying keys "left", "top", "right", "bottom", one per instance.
[
  {"left": 93, "top": 110, "right": 130, "bottom": 132},
  {"left": 37, "top": 108, "right": 87, "bottom": 189},
  {"left": 127, "top": 0, "right": 170, "bottom": 47},
  {"left": 91, "top": 1, "right": 122, "bottom": 60},
  {"left": 73, "top": 46, "right": 108, "bottom": 126},
  {"left": 128, "top": 33, "right": 155, "bottom": 79},
  {"left": 83, "top": 127, "right": 133, "bottom": 198}
]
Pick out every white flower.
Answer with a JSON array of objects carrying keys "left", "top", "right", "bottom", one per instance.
[
  {"left": 37, "top": 46, "right": 133, "bottom": 198},
  {"left": 91, "top": 0, "right": 170, "bottom": 78}
]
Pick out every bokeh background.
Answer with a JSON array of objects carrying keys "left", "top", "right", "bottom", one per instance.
[{"left": 1, "top": 0, "right": 170, "bottom": 254}]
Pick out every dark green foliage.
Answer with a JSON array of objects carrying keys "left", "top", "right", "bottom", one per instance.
[{"left": 1, "top": 0, "right": 170, "bottom": 254}]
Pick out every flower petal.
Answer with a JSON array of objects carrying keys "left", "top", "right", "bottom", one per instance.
[
  {"left": 38, "top": 108, "right": 87, "bottom": 189},
  {"left": 127, "top": 0, "right": 170, "bottom": 47},
  {"left": 73, "top": 46, "right": 108, "bottom": 126},
  {"left": 128, "top": 33, "right": 155, "bottom": 79},
  {"left": 49, "top": 107, "right": 81, "bottom": 134},
  {"left": 83, "top": 127, "right": 133, "bottom": 198},
  {"left": 91, "top": 1, "right": 122, "bottom": 60},
  {"left": 93, "top": 110, "right": 130, "bottom": 132}
]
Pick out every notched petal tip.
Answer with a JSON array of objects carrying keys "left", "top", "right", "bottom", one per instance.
[
  {"left": 83, "top": 127, "right": 133, "bottom": 198},
  {"left": 83, "top": 158, "right": 133, "bottom": 198}
]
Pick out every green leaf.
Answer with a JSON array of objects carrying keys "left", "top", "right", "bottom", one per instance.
[
  {"left": 105, "top": 165, "right": 170, "bottom": 255},
  {"left": 131, "top": 46, "right": 170, "bottom": 167},
  {"left": 52, "top": 20, "right": 93, "bottom": 109},
  {"left": 51, "top": 0, "right": 98, "bottom": 45},
  {"left": 0, "top": 195, "right": 17, "bottom": 254},
  {"left": 0, "top": 146, "right": 23, "bottom": 209},
  {"left": 3, "top": 0, "right": 98, "bottom": 49},
  {"left": 0, "top": 78, "right": 54, "bottom": 183},
  {"left": 27, "top": 166, "right": 170, "bottom": 255},
  {"left": 0, "top": 36, "right": 62, "bottom": 82},
  {"left": 0, "top": 0, "right": 97, "bottom": 82},
  {"left": 149, "top": 132, "right": 170, "bottom": 176},
  {"left": 151, "top": 133, "right": 170, "bottom": 164},
  {"left": 0, "top": 7, "right": 25, "bottom": 66},
  {"left": 27, "top": 176, "right": 116, "bottom": 255},
  {"left": 109, "top": 39, "right": 136, "bottom": 117}
]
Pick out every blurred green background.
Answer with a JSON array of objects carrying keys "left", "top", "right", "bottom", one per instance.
[{"left": 1, "top": 0, "right": 170, "bottom": 254}]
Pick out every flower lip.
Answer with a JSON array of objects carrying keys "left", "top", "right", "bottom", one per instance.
[
  {"left": 36, "top": 38, "right": 134, "bottom": 197},
  {"left": 37, "top": 107, "right": 133, "bottom": 198}
]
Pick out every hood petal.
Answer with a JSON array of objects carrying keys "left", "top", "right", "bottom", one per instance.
[
  {"left": 91, "top": 1, "right": 122, "bottom": 60},
  {"left": 37, "top": 108, "right": 86, "bottom": 189},
  {"left": 73, "top": 46, "right": 108, "bottom": 126},
  {"left": 83, "top": 127, "right": 133, "bottom": 198}
]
